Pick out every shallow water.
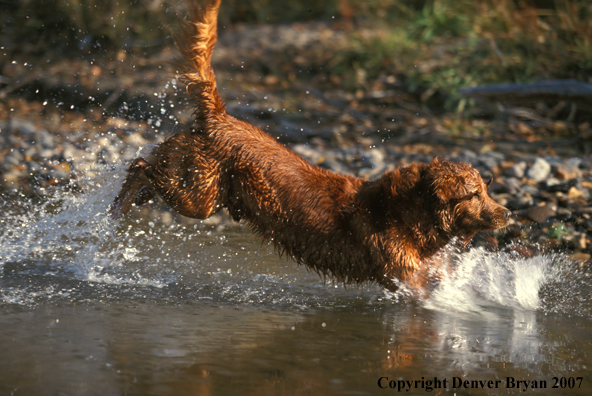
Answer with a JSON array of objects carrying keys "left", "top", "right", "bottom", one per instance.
[{"left": 1, "top": 166, "right": 591, "bottom": 395}]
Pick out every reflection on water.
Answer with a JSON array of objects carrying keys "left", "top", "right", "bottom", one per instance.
[{"left": 1, "top": 166, "right": 591, "bottom": 395}]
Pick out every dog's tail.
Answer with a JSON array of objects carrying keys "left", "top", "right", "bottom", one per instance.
[{"left": 176, "top": 0, "right": 226, "bottom": 120}]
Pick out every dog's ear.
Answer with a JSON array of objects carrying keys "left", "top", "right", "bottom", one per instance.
[
  {"left": 432, "top": 176, "right": 470, "bottom": 203},
  {"left": 427, "top": 164, "right": 473, "bottom": 204},
  {"left": 381, "top": 163, "right": 425, "bottom": 198}
]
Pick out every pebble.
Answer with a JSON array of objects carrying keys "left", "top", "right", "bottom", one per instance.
[
  {"left": 568, "top": 252, "right": 591, "bottom": 267},
  {"left": 479, "top": 156, "right": 498, "bottom": 171},
  {"left": 527, "top": 203, "right": 557, "bottom": 224},
  {"left": 568, "top": 186, "right": 585, "bottom": 199},
  {"left": 124, "top": 132, "right": 148, "bottom": 147},
  {"left": 508, "top": 194, "right": 534, "bottom": 210},
  {"left": 527, "top": 158, "right": 551, "bottom": 182},
  {"left": 502, "top": 177, "right": 522, "bottom": 195},
  {"left": 555, "top": 158, "right": 581, "bottom": 180},
  {"left": 546, "top": 179, "right": 578, "bottom": 193},
  {"left": 508, "top": 161, "right": 527, "bottom": 178}
]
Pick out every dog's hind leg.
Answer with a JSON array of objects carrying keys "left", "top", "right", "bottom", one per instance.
[{"left": 110, "top": 158, "right": 156, "bottom": 219}]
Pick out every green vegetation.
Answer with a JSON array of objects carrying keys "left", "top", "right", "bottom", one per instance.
[
  {"left": 333, "top": 0, "right": 592, "bottom": 110},
  {"left": 548, "top": 224, "right": 571, "bottom": 241}
]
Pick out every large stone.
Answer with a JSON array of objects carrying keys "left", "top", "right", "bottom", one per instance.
[{"left": 526, "top": 203, "right": 557, "bottom": 224}]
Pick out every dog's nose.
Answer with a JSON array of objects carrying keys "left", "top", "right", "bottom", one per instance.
[{"left": 503, "top": 209, "right": 512, "bottom": 220}]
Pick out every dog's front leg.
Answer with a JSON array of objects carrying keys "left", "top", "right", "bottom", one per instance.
[{"left": 110, "top": 158, "right": 155, "bottom": 219}]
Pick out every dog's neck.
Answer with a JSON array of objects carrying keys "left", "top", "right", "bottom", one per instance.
[{"left": 350, "top": 166, "right": 455, "bottom": 279}]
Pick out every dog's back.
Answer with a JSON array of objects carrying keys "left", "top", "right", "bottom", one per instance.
[{"left": 111, "top": 0, "right": 511, "bottom": 292}]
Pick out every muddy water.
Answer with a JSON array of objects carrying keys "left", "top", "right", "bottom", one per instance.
[{"left": 1, "top": 166, "right": 591, "bottom": 396}]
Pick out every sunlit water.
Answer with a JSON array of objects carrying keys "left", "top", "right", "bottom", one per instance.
[{"left": 1, "top": 166, "right": 591, "bottom": 395}]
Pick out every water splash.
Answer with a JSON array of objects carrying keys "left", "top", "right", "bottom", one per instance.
[
  {"left": 0, "top": 165, "right": 166, "bottom": 287},
  {"left": 2, "top": 170, "right": 590, "bottom": 316},
  {"left": 411, "top": 245, "right": 592, "bottom": 317}
]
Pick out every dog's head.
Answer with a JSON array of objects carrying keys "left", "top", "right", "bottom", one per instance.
[{"left": 424, "top": 158, "right": 511, "bottom": 242}]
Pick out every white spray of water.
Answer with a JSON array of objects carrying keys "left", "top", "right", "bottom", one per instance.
[
  {"left": 0, "top": 165, "right": 165, "bottom": 288},
  {"left": 381, "top": 243, "right": 590, "bottom": 317},
  {"left": 425, "top": 247, "right": 548, "bottom": 312}
]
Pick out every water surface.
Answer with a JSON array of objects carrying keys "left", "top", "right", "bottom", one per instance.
[{"left": 1, "top": 166, "right": 591, "bottom": 395}]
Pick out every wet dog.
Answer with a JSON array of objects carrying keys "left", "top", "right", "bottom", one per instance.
[{"left": 110, "top": 0, "right": 511, "bottom": 292}]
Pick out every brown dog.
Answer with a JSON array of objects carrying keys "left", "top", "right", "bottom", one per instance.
[{"left": 110, "top": 0, "right": 511, "bottom": 292}]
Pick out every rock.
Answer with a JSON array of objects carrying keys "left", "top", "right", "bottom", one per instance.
[
  {"left": 29, "top": 161, "right": 42, "bottom": 172},
  {"left": 489, "top": 193, "right": 509, "bottom": 206},
  {"left": 555, "top": 207, "right": 573, "bottom": 221},
  {"left": 461, "top": 149, "right": 477, "bottom": 160},
  {"left": 3, "top": 169, "right": 20, "bottom": 185},
  {"left": 293, "top": 144, "right": 321, "bottom": 163},
  {"left": 63, "top": 145, "right": 77, "bottom": 161},
  {"left": 318, "top": 157, "right": 348, "bottom": 174},
  {"left": 4, "top": 150, "right": 23, "bottom": 167},
  {"left": 479, "top": 156, "right": 498, "bottom": 171},
  {"left": 361, "top": 148, "right": 386, "bottom": 170},
  {"left": 485, "top": 150, "right": 505, "bottom": 161},
  {"left": 567, "top": 186, "right": 585, "bottom": 199},
  {"left": 518, "top": 184, "right": 539, "bottom": 196},
  {"left": 124, "top": 132, "right": 148, "bottom": 148},
  {"left": 489, "top": 177, "right": 510, "bottom": 194},
  {"left": 507, "top": 194, "right": 534, "bottom": 210},
  {"left": 545, "top": 177, "right": 561, "bottom": 188},
  {"left": 38, "top": 131, "right": 55, "bottom": 148},
  {"left": 578, "top": 233, "right": 587, "bottom": 250},
  {"left": 507, "top": 161, "right": 527, "bottom": 178},
  {"left": 527, "top": 158, "right": 551, "bottom": 182},
  {"left": 545, "top": 179, "right": 577, "bottom": 193},
  {"left": 555, "top": 158, "right": 581, "bottom": 180},
  {"left": 527, "top": 203, "right": 557, "bottom": 224},
  {"left": 568, "top": 252, "right": 590, "bottom": 267},
  {"left": 503, "top": 177, "right": 522, "bottom": 194}
]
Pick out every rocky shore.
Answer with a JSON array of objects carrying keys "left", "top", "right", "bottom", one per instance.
[{"left": 1, "top": 23, "right": 590, "bottom": 264}]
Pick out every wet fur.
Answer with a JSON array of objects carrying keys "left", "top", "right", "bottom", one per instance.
[{"left": 110, "top": 0, "right": 511, "bottom": 292}]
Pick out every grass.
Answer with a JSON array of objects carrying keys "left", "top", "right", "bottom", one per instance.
[
  {"left": 331, "top": 0, "right": 592, "bottom": 111},
  {"left": 548, "top": 224, "right": 571, "bottom": 241}
]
